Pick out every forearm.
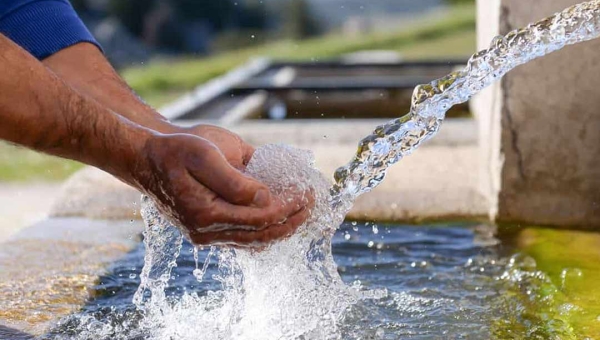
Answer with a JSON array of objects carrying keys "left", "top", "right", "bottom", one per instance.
[
  {"left": 42, "top": 43, "right": 178, "bottom": 133},
  {"left": 0, "top": 34, "right": 151, "bottom": 184}
]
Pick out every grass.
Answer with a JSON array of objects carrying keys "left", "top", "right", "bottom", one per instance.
[
  {"left": 0, "top": 142, "right": 83, "bottom": 182},
  {"left": 0, "top": 5, "right": 475, "bottom": 182},
  {"left": 124, "top": 4, "right": 476, "bottom": 107},
  {"left": 399, "top": 29, "right": 476, "bottom": 60}
]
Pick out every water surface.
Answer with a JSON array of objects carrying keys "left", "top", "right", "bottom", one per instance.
[{"left": 46, "top": 222, "right": 600, "bottom": 339}]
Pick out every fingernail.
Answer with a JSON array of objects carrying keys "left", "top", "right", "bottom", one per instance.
[{"left": 252, "top": 189, "right": 271, "bottom": 207}]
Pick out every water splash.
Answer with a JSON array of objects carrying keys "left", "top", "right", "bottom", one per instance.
[
  {"left": 331, "top": 0, "right": 600, "bottom": 212},
  {"left": 131, "top": 145, "right": 374, "bottom": 339},
  {"left": 131, "top": 197, "right": 183, "bottom": 310},
  {"left": 192, "top": 246, "right": 215, "bottom": 282},
  {"left": 133, "top": 2, "right": 600, "bottom": 338},
  {"left": 54, "top": 1, "right": 600, "bottom": 339}
]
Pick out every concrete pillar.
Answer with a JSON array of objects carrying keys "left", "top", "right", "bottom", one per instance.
[{"left": 474, "top": 0, "right": 600, "bottom": 228}]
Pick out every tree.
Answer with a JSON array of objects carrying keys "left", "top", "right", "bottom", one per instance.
[
  {"left": 107, "top": 0, "right": 156, "bottom": 36},
  {"left": 237, "top": 0, "right": 269, "bottom": 30},
  {"left": 173, "top": 0, "right": 236, "bottom": 30},
  {"left": 105, "top": 0, "right": 268, "bottom": 53},
  {"left": 283, "top": 0, "right": 319, "bottom": 40}
]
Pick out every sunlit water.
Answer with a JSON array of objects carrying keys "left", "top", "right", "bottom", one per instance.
[
  {"left": 47, "top": 222, "right": 575, "bottom": 339},
  {"left": 331, "top": 0, "right": 600, "bottom": 210},
  {"left": 43, "top": 1, "right": 600, "bottom": 339}
]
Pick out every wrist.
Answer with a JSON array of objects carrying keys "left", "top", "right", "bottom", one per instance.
[
  {"left": 110, "top": 120, "right": 158, "bottom": 189},
  {"left": 74, "top": 105, "right": 157, "bottom": 189}
]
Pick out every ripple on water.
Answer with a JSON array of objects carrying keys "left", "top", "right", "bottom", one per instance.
[
  {"left": 38, "top": 2, "right": 600, "bottom": 337},
  {"left": 45, "top": 220, "right": 535, "bottom": 339}
]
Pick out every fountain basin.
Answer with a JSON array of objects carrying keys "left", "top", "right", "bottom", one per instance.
[
  {"left": 3, "top": 220, "right": 599, "bottom": 339},
  {"left": 0, "top": 218, "right": 142, "bottom": 337}
]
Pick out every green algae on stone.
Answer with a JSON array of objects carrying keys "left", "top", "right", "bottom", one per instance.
[{"left": 493, "top": 227, "right": 600, "bottom": 339}]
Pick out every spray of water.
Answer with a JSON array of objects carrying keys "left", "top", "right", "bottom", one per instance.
[
  {"left": 331, "top": 0, "right": 600, "bottom": 212},
  {"left": 60, "top": 1, "right": 600, "bottom": 339},
  {"left": 132, "top": 145, "right": 380, "bottom": 340}
]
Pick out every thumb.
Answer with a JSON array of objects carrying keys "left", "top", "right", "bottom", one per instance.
[{"left": 188, "top": 146, "right": 272, "bottom": 207}]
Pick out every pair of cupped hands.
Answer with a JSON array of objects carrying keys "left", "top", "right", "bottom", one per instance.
[{"left": 136, "top": 125, "right": 314, "bottom": 248}]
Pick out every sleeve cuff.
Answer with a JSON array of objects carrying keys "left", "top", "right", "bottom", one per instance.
[{"left": 0, "top": 0, "right": 102, "bottom": 60}]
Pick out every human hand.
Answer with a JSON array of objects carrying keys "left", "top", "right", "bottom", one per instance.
[
  {"left": 134, "top": 132, "right": 313, "bottom": 247},
  {"left": 34, "top": 41, "right": 311, "bottom": 244},
  {"left": 180, "top": 124, "right": 254, "bottom": 170}
]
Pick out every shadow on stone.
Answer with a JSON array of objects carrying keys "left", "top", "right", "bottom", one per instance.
[{"left": 0, "top": 325, "right": 35, "bottom": 339}]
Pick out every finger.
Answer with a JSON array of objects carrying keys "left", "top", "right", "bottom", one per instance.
[
  {"left": 196, "top": 190, "right": 314, "bottom": 230},
  {"left": 242, "top": 142, "right": 255, "bottom": 167},
  {"left": 189, "top": 206, "right": 311, "bottom": 247},
  {"left": 186, "top": 145, "right": 272, "bottom": 208}
]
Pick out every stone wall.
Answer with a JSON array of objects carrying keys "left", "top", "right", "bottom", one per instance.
[{"left": 475, "top": 0, "right": 600, "bottom": 228}]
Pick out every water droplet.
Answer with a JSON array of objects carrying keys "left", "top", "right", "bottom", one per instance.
[
  {"left": 129, "top": 273, "right": 137, "bottom": 279},
  {"left": 193, "top": 269, "right": 204, "bottom": 280},
  {"left": 131, "top": 6, "right": 600, "bottom": 331},
  {"left": 372, "top": 225, "right": 379, "bottom": 234},
  {"left": 508, "top": 253, "right": 536, "bottom": 271},
  {"left": 560, "top": 268, "right": 584, "bottom": 290}
]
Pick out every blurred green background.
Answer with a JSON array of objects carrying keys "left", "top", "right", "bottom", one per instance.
[{"left": 0, "top": 0, "right": 475, "bottom": 182}]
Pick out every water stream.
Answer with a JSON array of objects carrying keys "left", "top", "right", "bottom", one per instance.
[
  {"left": 46, "top": 1, "right": 600, "bottom": 339},
  {"left": 330, "top": 0, "right": 600, "bottom": 212}
]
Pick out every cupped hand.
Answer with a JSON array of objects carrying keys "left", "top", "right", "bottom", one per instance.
[
  {"left": 181, "top": 124, "right": 253, "bottom": 170},
  {"left": 135, "top": 132, "right": 313, "bottom": 247}
]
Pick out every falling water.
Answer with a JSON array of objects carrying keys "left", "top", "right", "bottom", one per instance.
[
  {"left": 331, "top": 0, "right": 600, "bottom": 214},
  {"left": 132, "top": 145, "right": 371, "bottom": 340},
  {"left": 58, "top": 1, "right": 600, "bottom": 339}
]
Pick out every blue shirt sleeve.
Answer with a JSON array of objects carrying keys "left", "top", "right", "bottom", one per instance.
[{"left": 0, "top": 0, "right": 102, "bottom": 60}]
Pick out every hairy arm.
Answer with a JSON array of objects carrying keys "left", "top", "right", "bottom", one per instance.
[
  {"left": 0, "top": 34, "right": 149, "bottom": 184},
  {"left": 0, "top": 34, "right": 310, "bottom": 247},
  {"left": 42, "top": 43, "right": 252, "bottom": 169},
  {"left": 42, "top": 42, "right": 176, "bottom": 133}
]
